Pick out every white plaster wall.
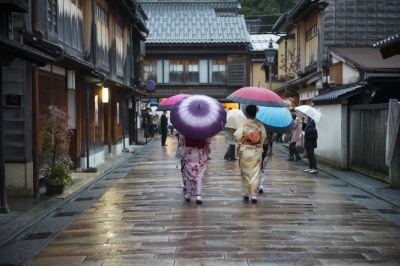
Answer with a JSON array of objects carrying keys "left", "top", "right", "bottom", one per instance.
[
  {"left": 342, "top": 64, "right": 359, "bottom": 84},
  {"left": 80, "top": 150, "right": 105, "bottom": 169},
  {"left": 314, "top": 104, "right": 342, "bottom": 165},
  {"left": 5, "top": 162, "right": 34, "bottom": 196}
]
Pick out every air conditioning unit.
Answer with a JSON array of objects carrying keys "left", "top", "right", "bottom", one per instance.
[{"left": 329, "top": 63, "right": 342, "bottom": 85}]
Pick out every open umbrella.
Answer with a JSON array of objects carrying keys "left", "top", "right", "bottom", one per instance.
[
  {"left": 225, "top": 109, "right": 246, "bottom": 129},
  {"left": 295, "top": 105, "right": 329, "bottom": 131},
  {"left": 156, "top": 94, "right": 191, "bottom": 111},
  {"left": 226, "top": 86, "right": 287, "bottom": 107},
  {"left": 256, "top": 106, "right": 294, "bottom": 133},
  {"left": 148, "top": 101, "right": 159, "bottom": 107},
  {"left": 170, "top": 95, "right": 226, "bottom": 139}
]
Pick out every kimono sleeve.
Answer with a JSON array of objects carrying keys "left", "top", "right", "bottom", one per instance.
[{"left": 234, "top": 122, "right": 245, "bottom": 145}]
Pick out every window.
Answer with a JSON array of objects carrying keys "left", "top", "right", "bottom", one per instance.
[
  {"left": 212, "top": 60, "right": 226, "bottom": 83},
  {"left": 71, "top": 0, "right": 82, "bottom": 9},
  {"left": 116, "top": 23, "right": 123, "bottom": 74},
  {"left": 170, "top": 60, "right": 184, "bottom": 83},
  {"left": 97, "top": 5, "right": 108, "bottom": 26},
  {"left": 48, "top": 0, "right": 57, "bottom": 33},
  {"left": 144, "top": 59, "right": 227, "bottom": 84},
  {"left": 144, "top": 60, "right": 157, "bottom": 81},
  {"left": 200, "top": 59, "right": 227, "bottom": 83},
  {"left": 96, "top": 3, "right": 109, "bottom": 67},
  {"left": 306, "top": 24, "right": 318, "bottom": 41},
  {"left": 185, "top": 60, "right": 199, "bottom": 83}
]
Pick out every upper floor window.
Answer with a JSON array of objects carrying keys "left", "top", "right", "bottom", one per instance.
[
  {"left": 71, "top": 0, "right": 82, "bottom": 10},
  {"left": 186, "top": 60, "right": 199, "bottom": 83},
  {"left": 211, "top": 60, "right": 227, "bottom": 83},
  {"left": 97, "top": 5, "right": 108, "bottom": 26},
  {"left": 306, "top": 24, "right": 318, "bottom": 41},
  {"left": 170, "top": 60, "right": 184, "bottom": 83},
  {"left": 48, "top": 0, "right": 57, "bottom": 33},
  {"left": 143, "top": 60, "right": 157, "bottom": 81},
  {"left": 116, "top": 23, "right": 124, "bottom": 74},
  {"left": 144, "top": 59, "right": 227, "bottom": 85}
]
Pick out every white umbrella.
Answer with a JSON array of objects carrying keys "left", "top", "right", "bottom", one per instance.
[
  {"left": 295, "top": 105, "right": 329, "bottom": 131},
  {"left": 225, "top": 109, "right": 246, "bottom": 129}
]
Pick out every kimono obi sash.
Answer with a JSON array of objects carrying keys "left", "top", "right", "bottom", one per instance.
[
  {"left": 186, "top": 138, "right": 206, "bottom": 149},
  {"left": 242, "top": 131, "right": 261, "bottom": 145}
]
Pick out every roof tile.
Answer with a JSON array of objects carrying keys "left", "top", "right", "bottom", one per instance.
[{"left": 142, "top": 2, "right": 249, "bottom": 44}]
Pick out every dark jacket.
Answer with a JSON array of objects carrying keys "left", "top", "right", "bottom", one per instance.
[
  {"left": 303, "top": 120, "right": 318, "bottom": 148},
  {"left": 161, "top": 114, "right": 168, "bottom": 130}
]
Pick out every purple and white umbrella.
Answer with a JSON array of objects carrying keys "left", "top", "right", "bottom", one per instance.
[{"left": 171, "top": 95, "right": 226, "bottom": 139}]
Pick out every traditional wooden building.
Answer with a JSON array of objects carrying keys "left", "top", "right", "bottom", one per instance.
[
  {"left": 272, "top": 0, "right": 400, "bottom": 182},
  {"left": 271, "top": 11, "right": 298, "bottom": 109},
  {"left": 141, "top": 1, "right": 250, "bottom": 110},
  {"left": 0, "top": 0, "right": 57, "bottom": 212},
  {"left": 1, "top": 0, "right": 148, "bottom": 200}
]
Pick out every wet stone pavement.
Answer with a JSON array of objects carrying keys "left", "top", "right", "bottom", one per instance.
[{"left": 1, "top": 134, "right": 400, "bottom": 265}]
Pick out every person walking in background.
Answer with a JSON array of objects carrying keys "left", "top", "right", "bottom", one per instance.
[
  {"left": 267, "top": 132, "right": 274, "bottom": 155},
  {"left": 287, "top": 113, "right": 301, "bottom": 161},
  {"left": 302, "top": 116, "right": 318, "bottom": 173},
  {"left": 223, "top": 127, "right": 237, "bottom": 160},
  {"left": 161, "top": 110, "right": 168, "bottom": 146},
  {"left": 179, "top": 134, "right": 212, "bottom": 204},
  {"left": 144, "top": 107, "right": 152, "bottom": 138},
  {"left": 234, "top": 105, "right": 267, "bottom": 203},
  {"left": 258, "top": 142, "right": 269, "bottom": 193}
]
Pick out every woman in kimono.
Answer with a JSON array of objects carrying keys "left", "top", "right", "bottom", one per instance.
[
  {"left": 179, "top": 134, "right": 212, "bottom": 204},
  {"left": 234, "top": 105, "right": 267, "bottom": 202}
]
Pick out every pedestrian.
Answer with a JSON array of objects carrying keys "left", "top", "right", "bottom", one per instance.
[
  {"left": 174, "top": 130, "right": 186, "bottom": 190},
  {"left": 234, "top": 105, "right": 267, "bottom": 203},
  {"left": 161, "top": 110, "right": 168, "bottom": 146},
  {"left": 302, "top": 116, "right": 318, "bottom": 173},
  {"left": 287, "top": 113, "right": 301, "bottom": 161},
  {"left": 179, "top": 134, "right": 212, "bottom": 204},
  {"left": 267, "top": 132, "right": 274, "bottom": 155},
  {"left": 276, "top": 133, "right": 283, "bottom": 143},
  {"left": 144, "top": 107, "right": 152, "bottom": 138},
  {"left": 258, "top": 142, "right": 269, "bottom": 193},
  {"left": 223, "top": 127, "right": 237, "bottom": 160}
]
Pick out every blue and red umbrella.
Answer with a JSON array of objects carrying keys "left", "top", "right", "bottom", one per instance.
[
  {"left": 156, "top": 94, "right": 191, "bottom": 111},
  {"left": 226, "top": 86, "right": 286, "bottom": 107},
  {"left": 256, "top": 106, "right": 294, "bottom": 133},
  {"left": 171, "top": 95, "right": 226, "bottom": 139}
]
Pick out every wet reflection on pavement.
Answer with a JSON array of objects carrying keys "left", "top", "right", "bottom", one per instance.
[{"left": 27, "top": 134, "right": 400, "bottom": 265}]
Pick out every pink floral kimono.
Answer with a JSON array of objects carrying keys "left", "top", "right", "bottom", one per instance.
[
  {"left": 234, "top": 119, "right": 267, "bottom": 197},
  {"left": 179, "top": 134, "right": 212, "bottom": 197}
]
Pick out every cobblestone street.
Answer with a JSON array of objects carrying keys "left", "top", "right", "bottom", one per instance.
[{"left": 1, "top": 134, "right": 400, "bottom": 265}]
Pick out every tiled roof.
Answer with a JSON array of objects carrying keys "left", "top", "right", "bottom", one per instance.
[
  {"left": 311, "top": 84, "right": 365, "bottom": 102},
  {"left": 249, "top": 34, "right": 279, "bottom": 52},
  {"left": 142, "top": 2, "right": 249, "bottom": 44},
  {"left": 373, "top": 33, "right": 400, "bottom": 49}
]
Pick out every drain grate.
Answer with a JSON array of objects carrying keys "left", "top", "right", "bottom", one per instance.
[
  {"left": 350, "top": 194, "right": 374, "bottom": 199},
  {"left": 376, "top": 209, "right": 400, "bottom": 214},
  {"left": 22, "top": 232, "right": 54, "bottom": 240},
  {"left": 54, "top": 211, "right": 79, "bottom": 217},
  {"left": 74, "top": 197, "right": 95, "bottom": 201},
  {"left": 91, "top": 186, "right": 109, "bottom": 189}
]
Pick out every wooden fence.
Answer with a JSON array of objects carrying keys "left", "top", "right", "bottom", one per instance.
[{"left": 348, "top": 103, "right": 389, "bottom": 182}]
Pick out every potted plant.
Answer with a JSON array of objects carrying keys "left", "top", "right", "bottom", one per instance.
[{"left": 40, "top": 105, "right": 74, "bottom": 194}]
